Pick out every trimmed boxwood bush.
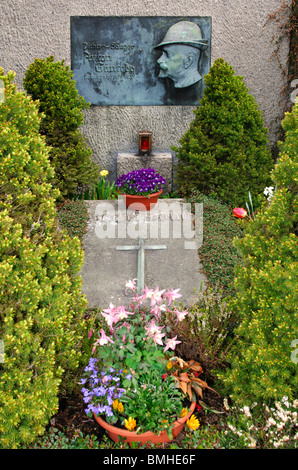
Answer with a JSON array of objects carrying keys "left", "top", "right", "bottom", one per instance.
[
  {"left": 219, "top": 102, "right": 298, "bottom": 406},
  {"left": 0, "top": 69, "right": 90, "bottom": 448},
  {"left": 173, "top": 58, "right": 274, "bottom": 207},
  {"left": 23, "top": 56, "right": 99, "bottom": 198}
]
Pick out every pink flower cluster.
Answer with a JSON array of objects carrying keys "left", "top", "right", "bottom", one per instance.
[{"left": 91, "top": 280, "right": 189, "bottom": 354}]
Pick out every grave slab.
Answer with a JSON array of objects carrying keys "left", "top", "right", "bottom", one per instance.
[{"left": 80, "top": 198, "right": 206, "bottom": 309}]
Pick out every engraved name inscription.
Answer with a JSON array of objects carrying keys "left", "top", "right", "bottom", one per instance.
[
  {"left": 83, "top": 42, "right": 135, "bottom": 80},
  {"left": 83, "top": 41, "right": 135, "bottom": 52}
]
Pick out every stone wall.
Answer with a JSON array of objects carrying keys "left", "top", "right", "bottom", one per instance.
[{"left": 0, "top": 0, "right": 291, "bottom": 182}]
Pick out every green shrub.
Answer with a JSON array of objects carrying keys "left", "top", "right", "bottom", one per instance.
[
  {"left": 173, "top": 58, "right": 274, "bottom": 207},
  {"left": 219, "top": 102, "right": 298, "bottom": 406},
  {"left": 23, "top": 56, "right": 99, "bottom": 198},
  {"left": 171, "top": 286, "right": 236, "bottom": 370},
  {"left": 0, "top": 69, "right": 90, "bottom": 448}
]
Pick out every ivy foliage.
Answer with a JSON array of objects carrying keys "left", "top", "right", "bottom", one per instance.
[
  {"left": 219, "top": 102, "right": 298, "bottom": 405},
  {"left": 172, "top": 58, "right": 274, "bottom": 207},
  {"left": 0, "top": 69, "right": 90, "bottom": 448},
  {"left": 23, "top": 56, "right": 99, "bottom": 198}
]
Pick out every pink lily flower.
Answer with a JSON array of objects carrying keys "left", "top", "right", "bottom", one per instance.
[
  {"left": 139, "top": 285, "right": 155, "bottom": 302},
  {"left": 165, "top": 288, "right": 182, "bottom": 305},
  {"left": 150, "top": 287, "right": 166, "bottom": 306},
  {"left": 150, "top": 303, "right": 167, "bottom": 320},
  {"left": 98, "top": 328, "right": 114, "bottom": 345},
  {"left": 102, "top": 302, "right": 117, "bottom": 318},
  {"left": 164, "top": 336, "right": 181, "bottom": 352},
  {"left": 125, "top": 279, "right": 137, "bottom": 292},
  {"left": 144, "top": 318, "right": 164, "bottom": 337},
  {"left": 144, "top": 319, "right": 165, "bottom": 345},
  {"left": 174, "top": 309, "right": 188, "bottom": 322},
  {"left": 150, "top": 331, "right": 165, "bottom": 346},
  {"left": 91, "top": 328, "right": 114, "bottom": 353},
  {"left": 101, "top": 303, "right": 121, "bottom": 329},
  {"left": 117, "top": 304, "right": 134, "bottom": 320}
]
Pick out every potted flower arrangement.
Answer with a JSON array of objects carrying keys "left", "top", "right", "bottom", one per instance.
[
  {"left": 115, "top": 168, "right": 166, "bottom": 211},
  {"left": 81, "top": 281, "right": 202, "bottom": 445}
]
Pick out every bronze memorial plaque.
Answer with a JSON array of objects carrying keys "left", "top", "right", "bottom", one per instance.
[{"left": 71, "top": 16, "right": 211, "bottom": 106}]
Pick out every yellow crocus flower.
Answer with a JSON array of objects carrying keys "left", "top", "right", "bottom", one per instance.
[
  {"left": 187, "top": 415, "right": 200, "bottom": 430},
  {"left": 180, "top": 407, "right": 189, "bottom": 418},
  {"left": 100, "top": 170, "right": 109, "bottom": 177},
  {"left": 125, "top": 417, "right": 136, "bottom": 431},
  {"left": 113, "top": 399, "right": 124, "bottom": 413},
  {"left": 166, "top": 361, "right": 173, "bottom": 370},
  {"left": 117, "top": 402, "right": 124, "bottom": 413}
]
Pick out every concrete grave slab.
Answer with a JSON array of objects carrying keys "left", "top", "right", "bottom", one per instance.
[{"left": 80, "top": 198, "right": 206, "bottom": 309}]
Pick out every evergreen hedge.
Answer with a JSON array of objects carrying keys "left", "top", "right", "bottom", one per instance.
[
  {"left": 23, "top": 56, "right": 99, "bottom": 198},
  {"left": 219, "top": 102, "right": 298, "bottom": 406},
  {"left": 0, "top": 69, "right": 90, "bottom": 448},
  {"left": 173, "top": 58, "right": 274, "bottom": 207}
]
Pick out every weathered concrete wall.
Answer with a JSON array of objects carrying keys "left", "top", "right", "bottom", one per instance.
[{"left": 0, "top": 0, "right": 291, "bottom": 181}]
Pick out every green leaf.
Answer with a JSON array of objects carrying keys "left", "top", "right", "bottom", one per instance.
[
  {"left": 198, "top": 400, "right": 224, "bottom": 414},
  {"left": 166, "top": 426, "right": 173, "bottom": 440},
  {"left": 122, "top": 378, "right": 132, "bottom": 389}
]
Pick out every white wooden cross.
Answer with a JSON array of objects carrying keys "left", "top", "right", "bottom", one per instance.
[{"left": 116, "top": 237, "right": 167, "bottom": 293}]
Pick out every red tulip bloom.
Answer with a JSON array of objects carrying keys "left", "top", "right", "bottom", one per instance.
[{"left": 233, "top": 207, "right": 247, "bottom": 219}]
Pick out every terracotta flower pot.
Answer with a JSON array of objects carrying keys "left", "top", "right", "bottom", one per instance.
[
  {"left": 120, "top": 190, "right": 162, "bottom": 211},
  {"left": 93, "top": 401, "right": 196, "bottom": 446}
]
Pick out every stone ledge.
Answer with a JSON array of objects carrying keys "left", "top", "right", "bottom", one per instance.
[{"left": 116, "top": 152, "right": 173, "bottom": 193}]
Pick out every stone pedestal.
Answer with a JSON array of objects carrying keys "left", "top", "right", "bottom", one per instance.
[{"left": 116, "top": 152, "right": 173, "bottom": 193}]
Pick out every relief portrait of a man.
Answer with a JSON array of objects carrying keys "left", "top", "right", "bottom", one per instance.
[{"left": 154, "top": 21, "right": 208, "bottom": 89}]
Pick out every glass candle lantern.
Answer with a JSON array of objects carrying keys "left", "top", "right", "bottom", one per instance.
[{"left": 138, "top": 130, "right": 152, "bottom": 155}]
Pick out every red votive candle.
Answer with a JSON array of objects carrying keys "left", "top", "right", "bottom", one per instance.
[{"left": 141, "top": 137, "right": 149, "bottom": 151}]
